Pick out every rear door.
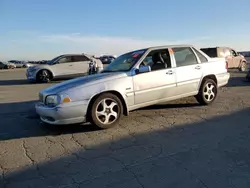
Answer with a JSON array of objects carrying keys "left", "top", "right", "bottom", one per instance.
[
  {"left": 173, "top": 47, "right": 203, "bottom": 96},
  {"left": 72, "top": 55, "right": 91, "bottom": 75}
]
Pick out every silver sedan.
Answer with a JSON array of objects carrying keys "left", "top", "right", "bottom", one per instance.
[{"left": 36, "top": 45, "right": 230, "bottom": 129}]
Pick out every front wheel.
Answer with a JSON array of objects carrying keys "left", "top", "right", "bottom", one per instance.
[
  {"left": 240, "top": 61, "right": 247, "bottom": 72},
  {"left": 195, "top": 79, "right": 218, "bottom": 105},
  {"left": 36, "top": 70, "right": 51, "bottom": 83},
  {"left": 90, "top": 93, "right": 123, "bottom": 129}
]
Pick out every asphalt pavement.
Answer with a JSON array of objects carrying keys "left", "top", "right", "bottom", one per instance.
[{"left": 0, "top": 68, "right": 250, "bottom": 188}]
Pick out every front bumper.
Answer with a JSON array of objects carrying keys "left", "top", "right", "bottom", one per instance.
[
  {"left": 26, "top": 70, "right": 37, "bottom": 81},
  {"left": 35, "top": 100, "right": 89, "bottom": 125}
]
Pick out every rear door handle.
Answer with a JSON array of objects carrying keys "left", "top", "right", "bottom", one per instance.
[
  {"left": 195, "top": 65, "right": 201, "bottom": 70},
  {"left": 166, "top": 70, "right": 173, "bottom": 75},
  {"left": 69, "top": 65, "right": 73, "bottom": 66}
]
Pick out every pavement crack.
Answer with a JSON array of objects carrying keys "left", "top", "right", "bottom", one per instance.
[
  {"left": 71, "top": 134, "right": 84, "bottom": 148},
  {"left": 111, "top": 156, "right": 145, "bottom": 188},
  {"left": 22, "top": 140, "right": 35, "bottom": 165}
]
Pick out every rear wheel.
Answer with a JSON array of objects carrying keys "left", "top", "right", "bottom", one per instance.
[
  {"left": 36, "top": 70, "right": 52, "bottom": 83},
  {"left": 195, "top": 79, "right": 218, "bottom": 105},
  {"left": 90, "top": 93, "right": 123, "bottom": 129}
]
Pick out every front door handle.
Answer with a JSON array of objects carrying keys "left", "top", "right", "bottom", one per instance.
[
  {"left": 69, "top": 65, "right": 73, "bottom": 66},
  {"left": 166, "top": 70, "right": 173, "bottom": 75},
  {"left": 195, "top": 65, "right": 201, "bottom": 70}
]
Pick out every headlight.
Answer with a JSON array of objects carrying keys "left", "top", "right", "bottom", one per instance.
[
  {"left": 45, "top": 95, "right": 60, "bottom": 107},
  {"left": 45, "top": 94, "right": 71, "bottom": 107}
]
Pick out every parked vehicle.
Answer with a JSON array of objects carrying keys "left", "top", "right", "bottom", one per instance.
[
  {"left": 200, "top": 47, "right": 248, "bottom": 72},
  {"left": 0, "top": 62, "right": 9, "bottom": 69},
  {"left": 36, "top": 45, "right": 230, "bottom": 129},
  {"left": 7, "top": 62, "right": 16, "bottom": 69},
  {"left": 26, "top": 54, "right": 103, "bottom": 83},
  {"left": 239, "top": 51, "right": 250, "bottom": 57},
  {"left": 9, "top": 60, "right": 32, "bottom": 68}
]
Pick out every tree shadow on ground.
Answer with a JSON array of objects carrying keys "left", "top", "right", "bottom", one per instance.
[{"left": 2, "top": 106, "right": 250, "bottom": 188}]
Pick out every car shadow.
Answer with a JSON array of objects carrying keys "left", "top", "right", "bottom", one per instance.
[
  {"left": 226, "top": 76, "right": 250, "bottom": 87},
  {"left": 2, "top": 106, "right": 250, "bottom": 187},
  {"left": 140, "top": 101, "right": 200, "bottom": 111},
  {"left": 0, "top": 100, "right": 101, "bottom": 141},
  {"left": 0, "top": 99, "right": 202, "bottom": 141},
  {"left": 0, "top": 79, "right": 31, "bottom": 86}
]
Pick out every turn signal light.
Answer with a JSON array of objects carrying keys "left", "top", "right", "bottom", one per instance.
[{"left": 62, "top": 97, "right": 71, "bottom": 103}]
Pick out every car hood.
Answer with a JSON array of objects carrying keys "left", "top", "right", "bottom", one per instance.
[
  {"left": 41, "top": 72, "right": 128, "bottom": 94},
  {"left": 29, "top": 64, "right": 50, "bottom": 70}
]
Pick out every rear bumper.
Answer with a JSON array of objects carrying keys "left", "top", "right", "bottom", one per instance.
[{"left": 216, "top": 72, "right": 230, "bottom": 87}]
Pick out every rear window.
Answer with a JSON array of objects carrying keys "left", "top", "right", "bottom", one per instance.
[{"left": 200, "top": 48, "right": 217, "bottom": 58}]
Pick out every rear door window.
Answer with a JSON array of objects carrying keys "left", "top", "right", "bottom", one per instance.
[
  {"left": 192, "top": 48, "right": 208, "bottom": 63},
  {"left": 173, "top": 47, "right": 198, "bottom": 67},
  {"left": 73, "top": 55, "right": 90, "bottom": 62}
]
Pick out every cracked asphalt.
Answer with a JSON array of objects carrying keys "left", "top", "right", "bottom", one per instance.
[{"left": 1, "top": 68, "right": 250, "bottom": 188}]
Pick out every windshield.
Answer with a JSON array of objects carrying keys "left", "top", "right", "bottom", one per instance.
[
  {"left": 47, "top": 55, "right": 63, "bottom": 65},
  {"left": 102, "top": 49, "right": 146, "bottom": 72}
]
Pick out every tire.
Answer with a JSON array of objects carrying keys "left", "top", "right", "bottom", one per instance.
[
  {"left": 23, "top": 65, "right": 27, "bottom": 68},
  {"left": 195, "top": 79, "right": 218, "bottom": 105},
  {"left": 36, "top": 70, "right": 52, "bottom": 83},
  {"left": 90, "top": 93, "right": 123, "bottom": 129},
  {"left": 246, "top": 75, "right": 250, "bottom": 82},
  {"left": 240, "top": 61, "right": 247, "bottom": 72}
]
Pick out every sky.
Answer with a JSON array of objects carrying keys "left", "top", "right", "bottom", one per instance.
[{"left": 0, "top": 0, "right": 250, "bottom": 61}]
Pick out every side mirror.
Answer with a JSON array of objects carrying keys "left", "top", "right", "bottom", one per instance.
[{"left": 136, "top": 65, "right": 151, "bottom": 74}]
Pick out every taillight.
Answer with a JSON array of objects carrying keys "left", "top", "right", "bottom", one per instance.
[{"left": 225, "top": 62, "right": 228, "bottom": 70}]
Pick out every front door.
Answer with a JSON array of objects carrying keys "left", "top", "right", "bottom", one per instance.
[
  {"left": 51, "top": 56, "right": 75, "bottom": 77},
  {"left": 133, "top": 49, "right": 177, "bottom": 105},
  {"left": 172, "top": 47, "right": 203, "bottom": 95},
  {"left": 231, "top": 50, "right": 242, "bottom": 68}
]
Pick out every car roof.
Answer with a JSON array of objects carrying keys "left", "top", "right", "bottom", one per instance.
[
  {"left": 147, "top": 44, "right": 194, "bottom": 50},
  {"left": 61, "top": 54, "right": 90, "bottom": 56},
  {"left": 124, "top": 44, "right": 195, "bottom": 54}
]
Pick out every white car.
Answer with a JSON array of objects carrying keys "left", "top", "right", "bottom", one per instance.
[
  {"left": 26, "top": 54, "right": 103, "bottom": 83},
  {"left": 9, "top": 61, "right": 32, "bottom": 68},
  {"left": 36, "top": 45, "right": 230, "bottom": 129}
]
